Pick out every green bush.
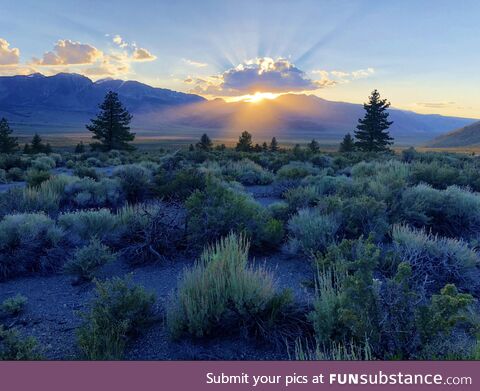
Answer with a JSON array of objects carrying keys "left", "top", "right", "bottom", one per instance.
[
  {"left": 1, "top": 294, "right": 28, "bottom": 316},
  {"left": 286, "top": 208, "right": 339, "bottom": 255},
  {"left": 277, "top": 161, "right": 320, "bottom": 180},
  {"left": 114, "top": 164, "right": 152, "bottom": 202},
  {"left": 392, "top": 225, "right": 480, "bottom": 294},
  {"left": 0, "top": 213, "right": 65, "bottom": 280},
  {"left": 222, "top": 159, "right": 274, "bottom": 185},
  {"left": 58, "top": 209, "right": 118, "bottom": 242},
  {"left": 0, "top": 325, "right": 41, "bottom": 360},
  {"left": 167, "top": 233, "right": 292, "bottom": 339},
  {"left": 31, "top": 156, "right": 56, "bottom": 171},
  {"left": 25, "top": 169, "right": 51, "bottom": 187},
  {"left": 6, "top": 167, "right": 24, "bottom": 182},
  {"left": 400, "top": 184, "right": 480, "bottom": 239},
  {"left": 154, "top": 167, "right": 206, "bottom": 201},
  {"left": 284, "top": 185, "right": 321, "bottom": 212},
  {"left": 0, "top": 169, "right": 6, "bottom": 184},
  {"left": 64, "top": 177, "right": 122, "bottom": 208},
  {"left": 77, "top": 277, "right": 156, "bottom": 359},
  {"left": 64, "top": 238, "right": 116, "bottom": 283},
  {"left": 73, "top": 166, "right": 100, "bottom": 180},
  {"left": 185, "top": 180, "right": 280, "bottom": 248}
]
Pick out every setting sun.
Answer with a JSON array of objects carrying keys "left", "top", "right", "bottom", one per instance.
[{"left": 228, "top": 91, "right": 281, "bottom": 103}]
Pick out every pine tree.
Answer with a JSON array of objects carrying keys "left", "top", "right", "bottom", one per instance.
[
  {"left": 0, "top": 118, "right": 18, "bottom": 153},
  {"left": 87, "top": 91, "right": 135, "bottom": 151},
  {"left": 308, "top": 138, "right": 320, "bottom": 153},
  {"left": 354, "top": 89, "right": 394, "bottom": 152},
  {"left": 75, "top": 141, "right": 85, "bottom": 153},
  {"left": 196, "top": 133, "right": 212, "bottom": 151},
  {"left": 236, "top": 131, "right": 253, "bottom": 152},
  {"left": 188, "top": 144, "right": 195, "bottom": 152},
  {"left": 339, "top": 133, "right": 355, "bottom": 152},
  {"left": 269, "top": 137, "right": 278, "bottom": 152},
  {"left": 253, "top": 143, "right": 262, "bottom": 152},
  {"left": 30, "top": 133, "right": 45, "bottom": 154},
  {"left": 262, "top": 142, "right": 268, "bottom": 151}
]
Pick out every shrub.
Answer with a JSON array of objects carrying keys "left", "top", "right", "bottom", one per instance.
[
  {"left": 0, "top": 169, "right": 6, "bottom": 184},
  {"left": 58, "top": 209, "right": 118, "bottom": 242},
  {"left": 267, "top": 201, "right": 290, "bottom": 222},
  {"left": 166, "top": 233, "right": 292, "bottom": 339},
  {"left": 0, "top": 326, "right": 41, "bottom": 360},
  {"left": 185, "top": 180, "right": 278, "bottom": 248},
  {"left": 6, "top": 167, "right": 24, "bottom": 182},
  {"left": 64, "top": 238, "right": 116, "bottom": 283},
  {"left": 114, "top": 164, "right": 152, "bottom": 202},
  {"left": 222, "top": 159, "right": 274, "bottom": 185},
  {"left": 73, "top": 166, "right": 100, "bottom": 180},
  {"left": 400, "top": 184, "right": 480, "bottom": 239},
  {"left": 1, "top": 294, "right": 28, "bottom": 316},
  {"left": 392, "top": 225, "right": 480, "bottom": 294},
  {"left": 286, "top": 209, "right": 339, "bottom": 255},
  {"left": 154, "top": 167, "right": 206, "bottom": 201},
  {"left": 284, "top": 185, "right": 321, "bottom": 212},
  {"left": 0, "top": 213, "right": 65, "bottom": 280},
  {"left": 310, "top": 236, "right": 380, "bottom": 347},
  {"left": 77, "top": 277, "right": 156, "bottom": 359},
  {"left": 31, "top": 156, "right": 56, "bottom": 171},
  {"left": 277, "top": 161, "right": 319, "bottom": 180},
  {"left": 25, "top": 169, "right": 51, "bottom": 187},
  {"left": 63, "top": 177, "right": 122, "bottom": 208}
]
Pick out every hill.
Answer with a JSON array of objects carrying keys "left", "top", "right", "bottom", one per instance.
[{"left": 426, "top": 120, "right": 480, "bottom": 147}]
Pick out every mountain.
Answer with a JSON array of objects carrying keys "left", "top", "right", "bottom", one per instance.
[
  {"left": 0, "top": 73, "right": 476, "bottom": 144},
  {"left": 426, "top": 121, "right": 480, "bottom": 147}
]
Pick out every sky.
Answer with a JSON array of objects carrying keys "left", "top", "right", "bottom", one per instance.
[{"left": 0, "top": 0, "right": 479, "bottom": 118}]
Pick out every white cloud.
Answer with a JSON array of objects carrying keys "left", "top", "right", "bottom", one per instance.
[
  {"left": 0, "top": 38, "right": 20, "bottom": 65},
  {"left": 132, "top": 48, "right": 156, "bottom": 62},
  {"left": 33, "top": 40, "right": 103, "bottom": 66},
  {"left": 183, "top": 58, "right": 208, "bottom": 68},
  {"left": 189, "top": 57, "right": 334, "bottom": 96},
  {"left": 312, "top": 67, "right": 375, "bottom": 84}
]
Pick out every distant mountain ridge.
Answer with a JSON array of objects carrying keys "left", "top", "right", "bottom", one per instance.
[
  {"left": 427, "top": 121, "right": 480, "bottom": 147},
  {"left": 0, "top": 73, "right": 476, "bottom": 144}
]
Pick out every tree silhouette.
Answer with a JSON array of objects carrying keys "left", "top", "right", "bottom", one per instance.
[
  {"left": 87, "top": 91, "right": 135, "bottom": 151},
  {"left": 236, "top": 131, "right": 253, "bottom": 152},
  {"left": 0, "top": 118, "right": 18, "bottom": 153},
  {"left": 196, "top": 133, "right": 213, "bottom": 151},
  {"left": 269, "top": 137, "right": 278, "bottom": 152},
  {"left": 339, "top": 133, "right": 356, "bottom": 152},
  {"left": 354, "top": 89, "right": 393, "bottom": 152}
]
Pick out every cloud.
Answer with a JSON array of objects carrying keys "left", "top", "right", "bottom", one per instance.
[
  {"left": 189, "top": 57, "right": 334, "bottom": 96},
  {"left": 415, "top": 101, "right": 457, "bottom": 109},
  {"left": 112, "top": 35, "right": 128, "bottom": 48},
  {"left": 33, "top": 40, "right": 103, "bottom": 66},
  {"left": 0, "top": 38, "right": 20, "bottom": 65},
  {"left": 132, "top": 48, "right": 156, "bottom": 62},
  {"left": 183, "top": 58, "right": 208, "bottom": 68},
  {"left": 312, "top": 67, "right": 375, "bottom": 83}
]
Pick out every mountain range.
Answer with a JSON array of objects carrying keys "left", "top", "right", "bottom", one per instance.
[
  {"left": 0, "top": 73, "right": 477, "bottom": 145},
  {"left": 427, "top": 120, "right": 480, "bottom": 147}
]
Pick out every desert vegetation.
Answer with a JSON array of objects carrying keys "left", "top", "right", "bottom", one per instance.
[{"left": 1, "top": 91, "right": 480, "bottom": 360}]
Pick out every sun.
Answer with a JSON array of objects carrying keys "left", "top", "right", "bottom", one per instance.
[{"left": 243, "top": 91, "right": 279, "bottom": 103}]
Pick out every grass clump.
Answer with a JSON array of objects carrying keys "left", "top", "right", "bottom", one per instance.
[
  {"left": 1, "top": 294, "right": 28, "bottom": 316},
  {"left": 77, "top": 276, "right": 156, "bottom": 360},
  {"left": 167, "top": 233, "right": 292, "bottom": 339},
  {"left": 64, "top": 238, "right": 116, "bottom": 283},
  {"left": 0, "top": 325, "right": 41, "bottom": 360}
]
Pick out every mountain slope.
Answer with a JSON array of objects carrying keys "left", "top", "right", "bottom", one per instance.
[
  {"left": 427, "top": 121, "right": 480, "bottom": 147},
  {"left": 0, "top": 73, "right": 476, "bottom": 144}
]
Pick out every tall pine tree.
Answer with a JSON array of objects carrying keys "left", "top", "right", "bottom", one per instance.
[
  {"left": 87, "top": 91, "right": 135, "bottom": 151},
  {"left": 0, "top": 118, "right": 18, "bottom": 153},
  {"left": 196, "top": 133, "right": 213, "bottom": 151},
  {"left": 354, "top": 89, "right": 393, "bottom": 152},
  {"left": 339, "top": 133, "right": 355, "bottom": 152}
]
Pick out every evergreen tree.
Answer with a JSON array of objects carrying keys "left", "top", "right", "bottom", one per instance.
[
  {"left": 196, "top": 133, "right": 212, "bottom": 151},
  {"left": 0, "top": 118, "right": 18, "bottom": 153},
  {"left": 253, "top": 143, "right": 262, "bottom": 152},
  {"left": 269, "top": 137, "right": 278, "bottom": 152},
  {"left": 236, "top": 131, "right": 253, "bottom": 152},
  {"left": 308, "top": 138, "right": 320, "bottom": 153},
  {"left": 354, "top": 89, "right": 394, "bottom": 152},
  {"left": 31, "top": 133, "right": 43, "bottom": 153},
  {"left": 75, "top": 141, "right": 86, "bottom": 154},
  {"left": 339, "top": 133, "right": 356, "bottom": 152},
  {"left": 188, "top": 143, "right": 195, "bottom": 152},
  {"left": 87, "top": 91, "right": 135, "bottom": 151},
  {"left": 262, "top": 142, "right": 268, "bottom": 151}
]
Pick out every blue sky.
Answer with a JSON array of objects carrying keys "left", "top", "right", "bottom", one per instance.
[{"left": 1, "top": 0, "right": 479, "bottom": 117}]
